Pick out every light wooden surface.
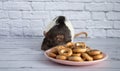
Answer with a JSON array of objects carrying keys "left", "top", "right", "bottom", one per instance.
[{"left": 0, "top": 37, "right": 120, "bottom": 71}]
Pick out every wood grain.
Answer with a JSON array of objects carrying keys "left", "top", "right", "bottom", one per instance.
[{"left": 0, "top": 38, "right": 120, "bottom": 71}]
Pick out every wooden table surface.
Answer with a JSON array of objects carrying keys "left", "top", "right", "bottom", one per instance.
[{"left": 0, "top": 37, "right": 120, "bottom": 71}]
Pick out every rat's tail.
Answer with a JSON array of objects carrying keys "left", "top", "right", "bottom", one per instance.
[{"left": 74, "top": 32, "right": 88, "bottom": 38}]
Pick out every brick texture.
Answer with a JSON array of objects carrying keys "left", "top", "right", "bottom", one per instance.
[
  {"left": 85, "top": 3, "right": 113, "bottom": 11},
  {"left": 0, "top": 2, "right": 2, "bottom": 10},
  {"left": 0, "top": 0, "right": 120, "bottom": 38},
  {"left": 3, "top": 2, "right": 31, "bottom": 11},
  {"left": 106, "top": 12, "right": 120, "bottom": 20}
]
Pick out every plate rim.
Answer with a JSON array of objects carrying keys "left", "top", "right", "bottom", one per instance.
[{"left": 44, "top": 48, "right": 108, "bottom": 65}]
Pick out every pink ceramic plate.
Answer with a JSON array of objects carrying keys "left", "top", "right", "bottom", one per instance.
[{"left": 44, "top": 48, "right": 108, "bottom": 65}]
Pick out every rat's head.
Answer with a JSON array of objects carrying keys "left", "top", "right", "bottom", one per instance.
[
  {"left": 44, "top": 16, "right": 66, "bottom": 34},
  {"left": 41, "top": 16, "right": 74, "bottom": 51}
]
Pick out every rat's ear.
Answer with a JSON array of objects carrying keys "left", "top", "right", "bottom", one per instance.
[
  {"left": 44, "top": 16, "right": 59, "bottom": 34},
  {"left": 43, "top": 31, "right": 46, "bottom": 36}
]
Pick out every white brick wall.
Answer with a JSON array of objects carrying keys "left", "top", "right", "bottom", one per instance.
[
  {"left": 0, "top": 2, "right": 2, "bottom": 10},
  {"left": 0, "top": 0, "right": 120, "bottom": 38},
  {"left": 8, "top": 11, "right": 22, "bottom": 19},
  {"left": 3, "top": 2, "right": 31, "bottom": 11},
  {"left": 106, "top": 12, "right": 120, "bottom": 20},
  {"left": 92, "top": 12, "right": 105, "bottom": 20},
  {"left": 114, "top": 21, "right": 120, "bottom": 29},
  {"left": 63, "top": 11, "right": 90, "bottom": 20},
  {"left": 0, "top": 10, "right": 8, "bottom": 19},
  {"left": 22, "top": 11, "right": 49, "bottom": 19},
  {"left": 85, "top": 3, "right": 114, "bottom": 11}
]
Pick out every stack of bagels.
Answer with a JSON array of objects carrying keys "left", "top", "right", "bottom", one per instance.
[{"left": 47, "top": 42, "right": 104, "bottom": 62}]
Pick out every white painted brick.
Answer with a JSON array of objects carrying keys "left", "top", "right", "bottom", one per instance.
[
  {"left": 85, "top": 3, "right": 114, "bottom": 11},
  {"left": 0, "top": 0, "right": 120, "bottom": 38},
  {"left": 68, "top": 3, "right": 84, "bottom": 10},
  {"left": 71, "top": 21, "right": 87, "bottom": 28},
  {"left": 3, "top": 2, "right": 31, "bottom": 11},
  {"left": 92, "top": 12, "right": 105, "bottom": 20},
  {"left": 8, "top": 11, "right": 21, "bottom": 19},
  {"left": 52, "top": 0, "right": 67, "bottom": 1},
  {"left": 31, "top": 28, "right": 43, "bottom": 36},
  {"left": 45, "top": 2, "right": 84, "bottom": 10},
  {"left": 45, "top": 2, "right": 68, "bottom": 10},
  {"left": 107, "top": 30, "right": 120, "bottom": 37},
  {"left": 0, "top": 19, "right": 10, "bottom": 28},
  {"left": 22, "top": 11, "right": 49, "bottom": 19},
  {"left": 0, "top": 2, "right": 2, "bottom": 9},
  {"left": 92, "top": 29, "right": 106, "bottom": 37},
  {"left": 0, "top": 10, "right": 8, "bottom": 19},
  {"left": 25, "top": 0, "right": 51, "bottom": 2},
  {"left": 63, "top": 11, "right": 90, "bottom": 20},
  {"left": 9, "top": 20, "right": 30, "bottom": 28},
  {"left": 49, "top": 11, "right": 63, "bottom": 19},
  {"left": 10, "top": 0, "right": 24, "bottom": 2},
  {"left": 21, "top": 20, "right": 31, "bottom": 28},
  {"left": 10, "top": 28, "right": 23, "bottom": 36},
  {"left": 114, "top": 21, "right": 120, "bottom": 29},
  {"left": 23, "top": 27, "right": 33, "bottom": 36},
  {"left": 11, "top": 0, "right": 51, "bottom": 2},
  {"left": 114, "top": 3, "right": 120, "bottom": 11},
  {"left": 29, "top": 20, "right": 44, "bottom": 36},
  {"left": 0, "top": 28, "right": 9, "bottom": 36},
  {"left": 32, "top": 2, "right": 45, "bottom": 10},
  {"left": 93, "top": 0, "right": 106, "bottom": 3},
  {"left": 44, "top": 19, "right": 51, "bottom": 27},
  {"left": 107, "top": 0, "right": 120, "bottom": 3},
  {"left": 68, "top": 0, "right": 92, "bottom": 3},
  {"left": 87, "top": 21, "right": 113, "bottom": 28},
  {"left": 30, "top": 20, "right": 44, "bottom": 28},
  {"left": 106, "top": 12, "right": 120, "bottom": 20}
]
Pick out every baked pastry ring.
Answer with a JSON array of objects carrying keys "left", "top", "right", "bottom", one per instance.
[
  {"left": 58, "top": 48, "right": 73, "bottom": 57},
  {"left": 72, "top": 53, "right": 81, "bottom": 57},
  {"left": 56, "top": 45, "right": 65, "bottom": 51},
  {"left": 66, "top": 42, "right": 74, "bottom": 48},
  {"left": 48, "top": 52, "right": 57, "bottom": 58},
  {"left": 68, "top": 56, "right": 83, "bottom": 62},
  {"left": 73, "top": 48, "right": 86, "bottom": 53},
  {"left": 56, "top": 55, "right": 67, "bottom": 60},
  {"left": 50, "top": 47, "right": 58, "bottom": 54},
  {"left": 81, "top": 53, "right": 93, "bottom": 61},
  {"left": 93, "top": 54, "right": 104, "bottom": 60},
  {"left": 75, "top": 42, "right": 86, "bottom": 48},
  {"left": 87, "top": 50, "right": 101, "bottom": 56}
]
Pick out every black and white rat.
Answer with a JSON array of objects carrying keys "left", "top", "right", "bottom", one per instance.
[{"left": 41, "top": 16, "right": 87, "bottom": 51}]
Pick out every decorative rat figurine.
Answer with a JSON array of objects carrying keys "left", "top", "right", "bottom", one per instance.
[{"left": 41, "top": 16, "right": 87, "bottom": 51}]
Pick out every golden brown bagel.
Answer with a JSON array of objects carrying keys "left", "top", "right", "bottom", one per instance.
[
  {"left": 48, "top": 52, "right": 57, "bottom": 58},
  {"left": 75, "top": 42, "right": 86, "bottom": 48},
  {"left": 87, "top": 50, "right": 101, "bottom": 56},
  {"left": 72, "top": 53, "right": 81, "bottom": 57},
  {"left": 68, "top": 56, "right": 83, "bottom": 62},
  {"left": 73, "top": 48, "right": 87, "bottom": 53},
  {"left": 58, "top": 48, "right": 73, "bottom": 57},
  {"left": 93, "top": 54, "right": 104, "bottom": 60},
  {"left": 81, "top": 53, "right": 93, "bottom": 61},
  {"left": 56, "top": 55, "right": 67, "bottom": 60}
]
